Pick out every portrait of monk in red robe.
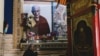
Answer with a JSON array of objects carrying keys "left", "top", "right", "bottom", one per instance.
[{"left": 26, "top": 5, "right": 50, "bottom": 36}]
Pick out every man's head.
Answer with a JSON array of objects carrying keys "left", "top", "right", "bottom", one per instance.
[{"left": 31, "top": 6, "right": 40, "bottom": 18}]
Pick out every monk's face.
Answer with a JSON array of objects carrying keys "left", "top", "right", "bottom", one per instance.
[{"left": 32, "top": 6, "right": 40, "bottom": 18}]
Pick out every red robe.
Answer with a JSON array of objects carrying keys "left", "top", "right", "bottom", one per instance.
[{"left": 33, "top": 16, "right": 50, "bottom": 35}]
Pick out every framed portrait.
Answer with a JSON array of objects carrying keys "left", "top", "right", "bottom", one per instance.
[
  {"left": 20, "top": 0, "right": 56, "bottom": 40},
  {"left": 23, "top": 1, "right": 53, "bottom": 32},
  {"left": 21, "top": 0, "right": 67, "bottom": 40}
]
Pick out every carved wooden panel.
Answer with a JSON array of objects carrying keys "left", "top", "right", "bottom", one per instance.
[
  {"left": 71, "top": 0, "right": 92, "bottom": 16},
  {"left": 13, "top": 0, "right": 23, "bottom": 48}
]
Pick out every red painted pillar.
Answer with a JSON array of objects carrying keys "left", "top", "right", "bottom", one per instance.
[
  {"left": 94, "top": 4, "right": 100, "bottom": 56},
  {"left": 97, "top": 4, "right": 100, "bottom": 56}
]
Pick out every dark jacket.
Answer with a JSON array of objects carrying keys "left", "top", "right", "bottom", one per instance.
[{"left": 23, "top": 49, "right": 37, "bottom": 56}]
